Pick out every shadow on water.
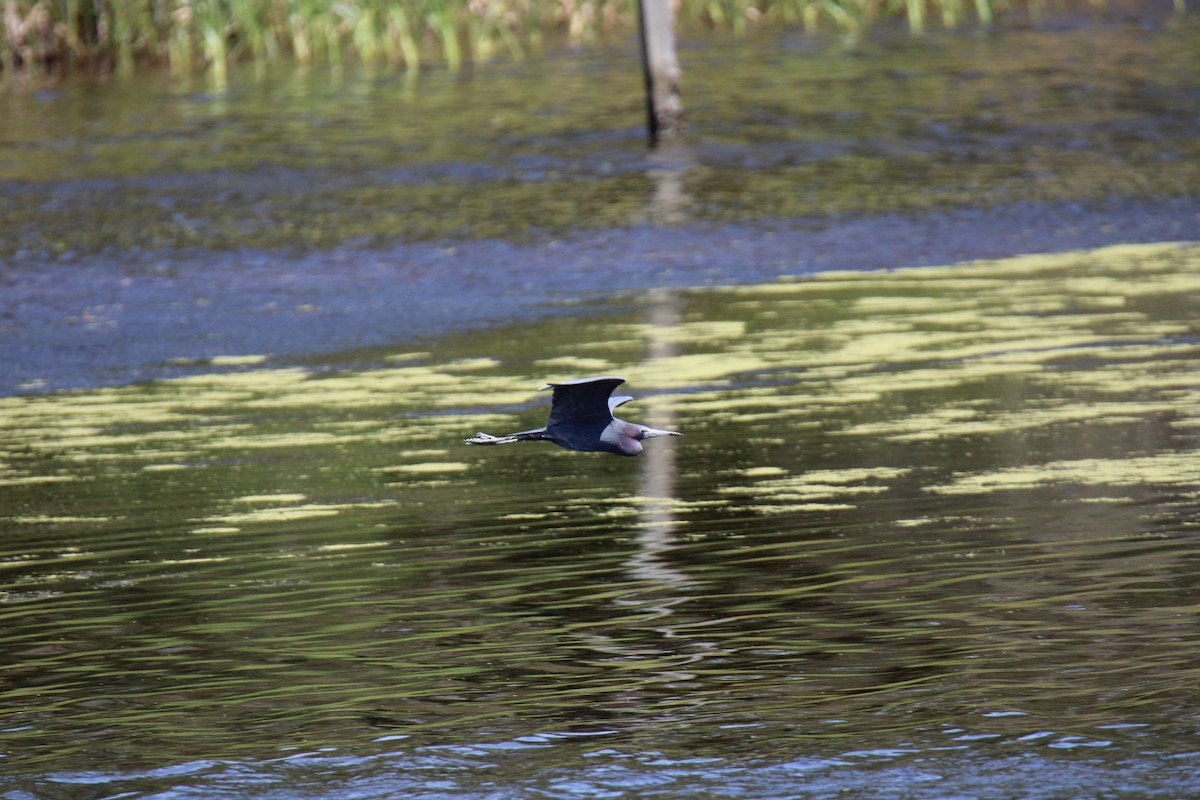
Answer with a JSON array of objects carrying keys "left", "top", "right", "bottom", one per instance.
[{"left": 2, "top": 242, "right": 1199, "bottom": 797}]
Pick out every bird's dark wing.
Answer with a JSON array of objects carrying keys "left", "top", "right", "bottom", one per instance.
[{"left": 541, "top": 376, "right": 627, "bottom": 429}]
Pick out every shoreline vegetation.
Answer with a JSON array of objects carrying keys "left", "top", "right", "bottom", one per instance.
[{"left": 0, "top": 0, "right": 1188, "bottom": 79}]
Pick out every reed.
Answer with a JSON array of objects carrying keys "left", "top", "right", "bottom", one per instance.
[{"left": 0, "top": 0, "right": 1165, "bottom": 76}]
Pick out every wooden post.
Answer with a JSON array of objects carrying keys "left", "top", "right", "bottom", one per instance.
[{"left": 636, "top": 0, "right": 682, "bottom": 145}]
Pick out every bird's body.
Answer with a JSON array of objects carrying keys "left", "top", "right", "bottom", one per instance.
[{"left": 465, "top": 376, "right": 680, "bottom": 457}]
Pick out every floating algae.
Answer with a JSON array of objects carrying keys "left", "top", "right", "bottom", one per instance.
[{"left": 1, "top": 242, "right": 1199, "bottom": 789}]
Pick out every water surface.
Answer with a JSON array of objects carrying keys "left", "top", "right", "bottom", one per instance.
[
  {"left": 3, "top": 11, "right": 1200, "bottom": 796},
  {"left": 2, "top": 19, "right": 1199, "bottom": 394},
  {"left": 2, "top": 242, "right": 1198, "bottom": 797}
]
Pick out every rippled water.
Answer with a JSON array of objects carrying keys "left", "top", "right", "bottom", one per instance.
[
  {"left": 4, "top": 8, "right": 1200, "bottom": 795},
  {"left": 3, "top": 242, "right": 1199, "bottom": 797}
]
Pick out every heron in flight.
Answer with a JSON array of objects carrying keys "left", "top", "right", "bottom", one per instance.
[{"left": 465, "top": 376, "right": 681, "bottom": 457}]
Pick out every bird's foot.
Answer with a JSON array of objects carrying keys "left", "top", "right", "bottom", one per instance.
[{"left": 464, "top": 432, "right": 516, "bottom": 445}]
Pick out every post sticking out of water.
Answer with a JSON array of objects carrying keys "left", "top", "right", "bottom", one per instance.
[{"left": 636, "top": 0, "right": 683, "bottom": 145}]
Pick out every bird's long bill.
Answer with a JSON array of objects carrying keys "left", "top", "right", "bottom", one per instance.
[{"left": 642, "top": 426, "right": 683, "bottom": 439}]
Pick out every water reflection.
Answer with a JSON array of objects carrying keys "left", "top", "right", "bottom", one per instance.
[
  {"left": 630, "top": 287, "right": 689, "bottom": 589},
  {"left": 644, "top": 139, "right": 696, "bottom": 225},
  {"left": 1, "top": 243, "right": 1199, "bottom": 796},
  {"left": 607, "top": 288, "right": 713, "bottom": 693}
]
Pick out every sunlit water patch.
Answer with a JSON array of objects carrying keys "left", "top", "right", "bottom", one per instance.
[{"left": 2, "top": 242, "right": 1199, "bottom": 796}]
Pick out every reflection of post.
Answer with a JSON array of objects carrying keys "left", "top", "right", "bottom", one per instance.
[
  {"left": 605, "top": 290, "right": 721, "bottom": 689},
  {"left": 628, "top": 288, "right": 688, "bottom": 588},
  {"left": 646, "top": 137, "right": 694, "bottom": 225},
  {"left": 641, "top": 289, "right": 679, "bottom": 510},
  {"left": 636, "top": 0, "right": 683, "bottom": 145}
]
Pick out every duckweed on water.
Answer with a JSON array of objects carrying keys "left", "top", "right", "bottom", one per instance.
[
  {"left": 1, "top": 243, "right": 1200, "bottom": 787},
  {"left": 2, "top": 241, "right": 1197, "bottom": 512}
]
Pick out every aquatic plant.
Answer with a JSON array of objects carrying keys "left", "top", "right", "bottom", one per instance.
[{"left": 0, "top": 0, "right": 1183, "bottom": 76}]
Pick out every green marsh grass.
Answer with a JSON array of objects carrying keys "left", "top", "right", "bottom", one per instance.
[{"left": 0, "top": 0, "right": 1179, "bottom": 76}]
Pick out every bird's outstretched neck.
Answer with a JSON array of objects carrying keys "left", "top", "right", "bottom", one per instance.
[{"left": 465, "top": 428, "right": 548, "bottom": 446}]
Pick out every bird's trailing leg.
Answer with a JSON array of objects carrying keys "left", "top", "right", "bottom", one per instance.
[
  {"left": 464, "top": 432, "right": 518, "bottom": 445},
  {"left": 464, "top": 428, "right": 548, "bottom": 446}
]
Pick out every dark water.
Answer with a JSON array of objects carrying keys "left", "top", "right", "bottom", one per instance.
[
  {"left": 3, "top": 13, "right": 1200, "bottom": 800},
  {"left": 3, "top": 242, "right": 1200, "bottom": 797}
]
